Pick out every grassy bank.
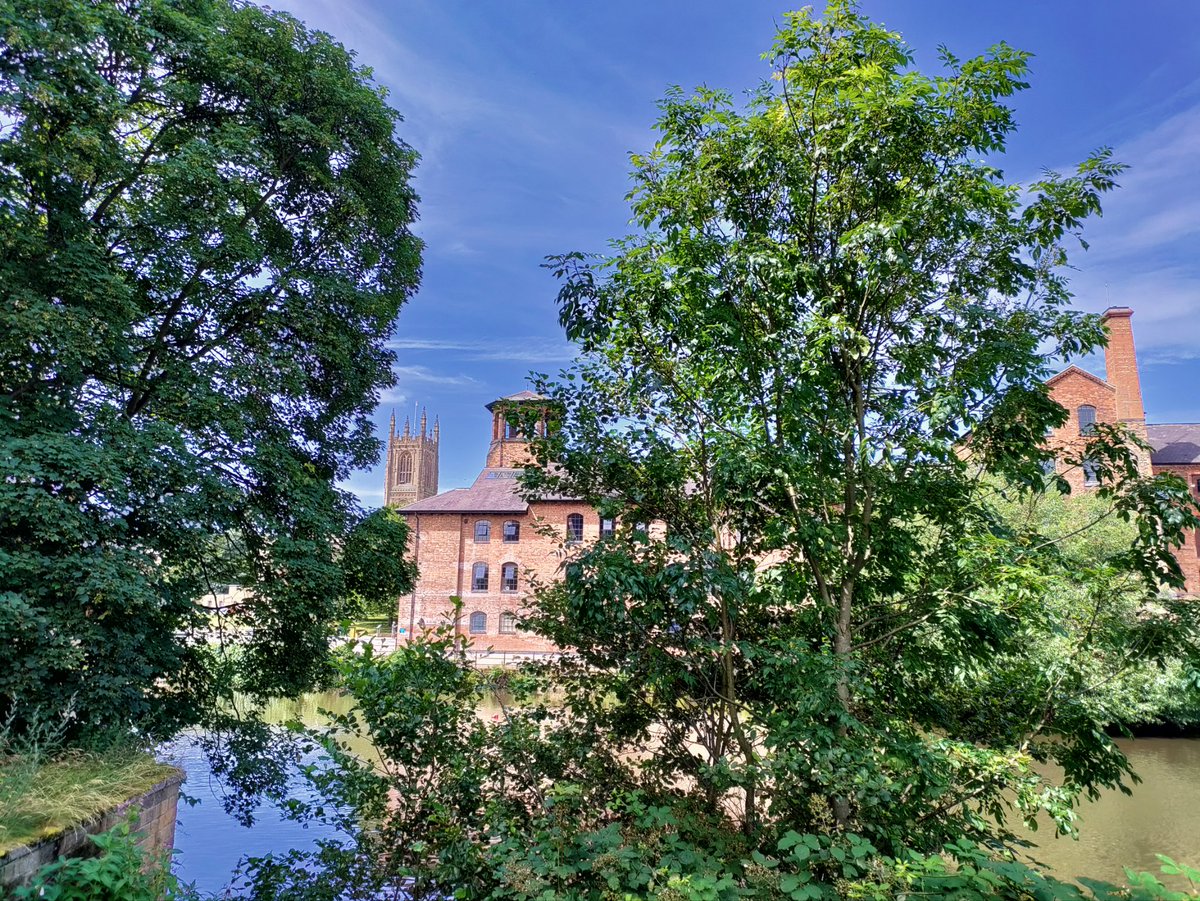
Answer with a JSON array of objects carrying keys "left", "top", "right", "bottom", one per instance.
[{"left": 0, "top": 748, "right": 178, "bottom": 854}]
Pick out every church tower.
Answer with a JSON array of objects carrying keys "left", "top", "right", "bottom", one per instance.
[{"left": 384, "top": 407, "right": 439, "bottom": 508}]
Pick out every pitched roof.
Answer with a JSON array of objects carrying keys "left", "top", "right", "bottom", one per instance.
[
  {"left": 1147, "top": 423, "right": 1200, "bottom": 466},
  {"left": 485, "top": 390, "right": 545, "bottom": 411},
  {"left": 1045, "top": 364, "right": 1114, "bottom": 391},
  {"left": 399, "top": 467, "right": 581, "bottom": 513},
  {"left": 400, "top": 468, "right": 529, "bottom": 513}
]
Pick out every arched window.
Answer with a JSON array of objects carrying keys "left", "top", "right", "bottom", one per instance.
[
  {"left": 566, "top": 513, "right": 584, "bottom": 543},
  {"left": 499, "top": 611, "right": 517, "bottom": 634},
  {"left": 599, "top": 517, "right": 616, "bottom": 539},
  {"left": 396, "top": 452, "right": 413, "bottom": 484},
  {"left": 469, "top": 611, "right": 487, "bottom": 634},
  {"left": 501, "top": 562, "right": 518, "bottom": 592},
  {"left": 471, "top": 563, "right": 488, "bottom": 592},
  {"left": 474, "top": 520, "right": 491, "bottom": 543},
  {"left": 503, "top": 520, "right": 520, "bottom": 543},
  {"left": 1078, "top": 405, "right": 1097, "bottom": 436},
  {"left": 505, "top": 418, "right": 524, "bottom": 440}
]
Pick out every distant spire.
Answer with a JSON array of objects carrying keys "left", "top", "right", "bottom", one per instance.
[
  {"left": 420, "top": 406, "right": 427, "bottom": 437},
  {"left": 433, "top": 415, "right": 439, "bottom": 441},
  {"left": 388, "top": 408, "right": 396, "bottom": 437},
  {"left": 403, "top": 416, "right": 410, "bottom": 439}
]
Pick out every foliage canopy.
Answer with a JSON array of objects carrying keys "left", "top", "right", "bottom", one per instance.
[
  {"left": 219, "top": 4, "right": 1200, "bottom": 900},
  {"left": 0, "top": 0, "right": 421, "bottom": 739}
]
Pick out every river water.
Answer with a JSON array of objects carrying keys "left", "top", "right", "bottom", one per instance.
[{"left": 162, "top": 694, "right": 1200, "bottom": 896}]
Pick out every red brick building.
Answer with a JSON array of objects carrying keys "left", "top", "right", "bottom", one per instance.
[
  {"left": 1045, "top": 307, "right": 1200, "bottom": 595},
  {"left": 387, "top": 392, "right": 601, "bottom": 652},
  {"left": 385, "top": 313, "right": 1199, "bottom": 652}
]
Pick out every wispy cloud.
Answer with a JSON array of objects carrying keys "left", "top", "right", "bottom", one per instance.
[
  {"left": 1065, "top": 100, "right": 1200, "bottom": 359},
  {"left": 391, "top": 365, "right": 478, "bottom": 387},
  {"left": 388, "top": 337, "right": 576, "bottom": 364}
]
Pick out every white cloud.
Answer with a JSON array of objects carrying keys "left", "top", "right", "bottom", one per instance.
[
  {"left": 1066, "top": 101, "right": 1200, "bottom": 358},
  {"left": 387, "top": 336, "right": 576, "bottom": 364},
  {"left": 391, "top": 365, "right": 478, "bottom": 387}
]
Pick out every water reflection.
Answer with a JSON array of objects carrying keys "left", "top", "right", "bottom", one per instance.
[
  {"left": 167, "top": 694, "right": 1200, "bottom": 894},
  {"left": 1018, "top": 738, "right": 1200, "bottom": 886}
]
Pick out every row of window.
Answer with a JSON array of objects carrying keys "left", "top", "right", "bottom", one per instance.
[
  {"left": 471, "top": 562, "right": 519, "bottom": 592},
  {"left": 468, "top": 610, "right": 518, "bottom": 634},
  {"left": 473, "top": 514, "right": 618, "bottom": 544},
  {"left": 474, "top": 520, "right": 521, "bottom": 543},
  {"left": 1041, "top": 457, "right": 1100, "bottom": 485}
]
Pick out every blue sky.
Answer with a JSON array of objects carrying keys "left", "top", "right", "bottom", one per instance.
[{"left": 269, "top": 0, "right": 1200, "bottom": 506}]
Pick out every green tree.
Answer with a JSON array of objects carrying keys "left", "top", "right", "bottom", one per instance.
[
  {"left": 0, "top": 0, "right": 421, "bottom": 741},
  {"left": 218, "top": 6, "right": 1200, "bottom": 899},
  {"left": 528, "top": 0, "right": 1200, "bottom": 851}
]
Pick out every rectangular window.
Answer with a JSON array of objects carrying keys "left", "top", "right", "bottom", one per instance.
[
  {"left": 503, "top": 520, "right": 520, "bottom": 542},
  {"left": 474, "top": 521, "right": 491, "bottom": 543},
  {"left": 499, "top": 612, "right": 517, "bottom": 634},
  {"left": 566, "top": 513, "right": 584, "bottom": 543},
  {"left": 472, "top": 563, "right": 488, "bottom": 592},
  {"left": 1082, "top": 459, "right": 1099, "bottom": 486},
  {"left": 600, "top": 517, "right": 615, "bottom": 539},
  {"left": 1078, "top": 405, "right": 1097, "bottom": 436}
]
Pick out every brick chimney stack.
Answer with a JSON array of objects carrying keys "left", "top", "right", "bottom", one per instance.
[
  {"left": 1101, "top": 307, "right": 1145, "bottom": 423},
  {"left": 1101, "top": 306, "right": 1151, "bottom": 474}
]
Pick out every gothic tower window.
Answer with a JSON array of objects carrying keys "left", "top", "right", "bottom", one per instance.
[{"left": 397, "top": 452, "right": 413, "bottom": 484}]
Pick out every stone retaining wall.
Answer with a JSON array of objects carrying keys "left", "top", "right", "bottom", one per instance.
[{"left": 0, "top": 768, "right": 185, "bottom": 890}]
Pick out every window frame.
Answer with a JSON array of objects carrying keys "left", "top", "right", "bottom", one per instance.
[
  {"left": 501, "top": 562, "right": 518, "bottom": 593},
  {"left": 474, "top": 520, "right": 491, "bottom": 543},
  {"left": 566, "top": 513, "right": 584, "bottom": 543},
  {"left": 469, "top": 611, "right": 487, "bottom": 635},
  {"left": 503, "top": 520, "right": 520, "bottom": 543},
  {"left": 499, "top": 611, "right": 517, "bottom": 634},
  {"left": 1078, "top": 405, "right": 1097, "bottom": 436},
  {"left": 471, "top": 562, "right": 489, "bottom": 592},
  {"left": 1082, "top": 458, "right": 1100, "bottom": 486},
  {"left": 599, "top": 516, "right": 615, "bottom": 539}
]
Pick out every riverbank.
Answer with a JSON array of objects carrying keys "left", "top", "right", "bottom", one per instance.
[{"left": 160, "top": 691, "right": 1200, "bottom": 894}]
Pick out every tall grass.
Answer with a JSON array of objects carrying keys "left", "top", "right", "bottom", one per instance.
[{"left": 0, "top": 710, "right": 178, "bottom": 854}]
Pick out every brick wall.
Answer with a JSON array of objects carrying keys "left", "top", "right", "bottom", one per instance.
[
  {"left": 1045, "top": 368, "right": 1119, "bottom": 494},
  {"left": 1150, "top": 463, "right": 1200, "bottom": 596},
  {"left": 401, "top": 501, "right": 605, "bottom": 653},
  {"left": 0, "top": 770, "right": 184, "bottom": 890}
]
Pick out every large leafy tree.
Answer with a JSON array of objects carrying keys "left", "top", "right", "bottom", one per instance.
[
  {"left": 216, "top": 7, "right": 1200, "bottom": 900},
  {"left": 527, "top": 0, "right": 1200, "bottom": 854},
  {"left": 0, "top": 0, "right": 420, "bottom": 740}
]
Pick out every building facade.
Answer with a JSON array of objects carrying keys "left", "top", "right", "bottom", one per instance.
[
  {"left": 390, "top": 392, "right": 602, "bottom": 652},
  {"left": 1044, "top": 307, "right": 1200, "bottom": 595}
]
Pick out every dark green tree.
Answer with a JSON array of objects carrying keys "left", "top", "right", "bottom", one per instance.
[
  {"left": 528, "top": 0, "right": 1200, "bottom": 852},
  {"left": 217, "top": 7, "right": 1200, "bottom": 900},
  {"left": 0, "top": 0, "right": 421, "bottom": 740}
]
